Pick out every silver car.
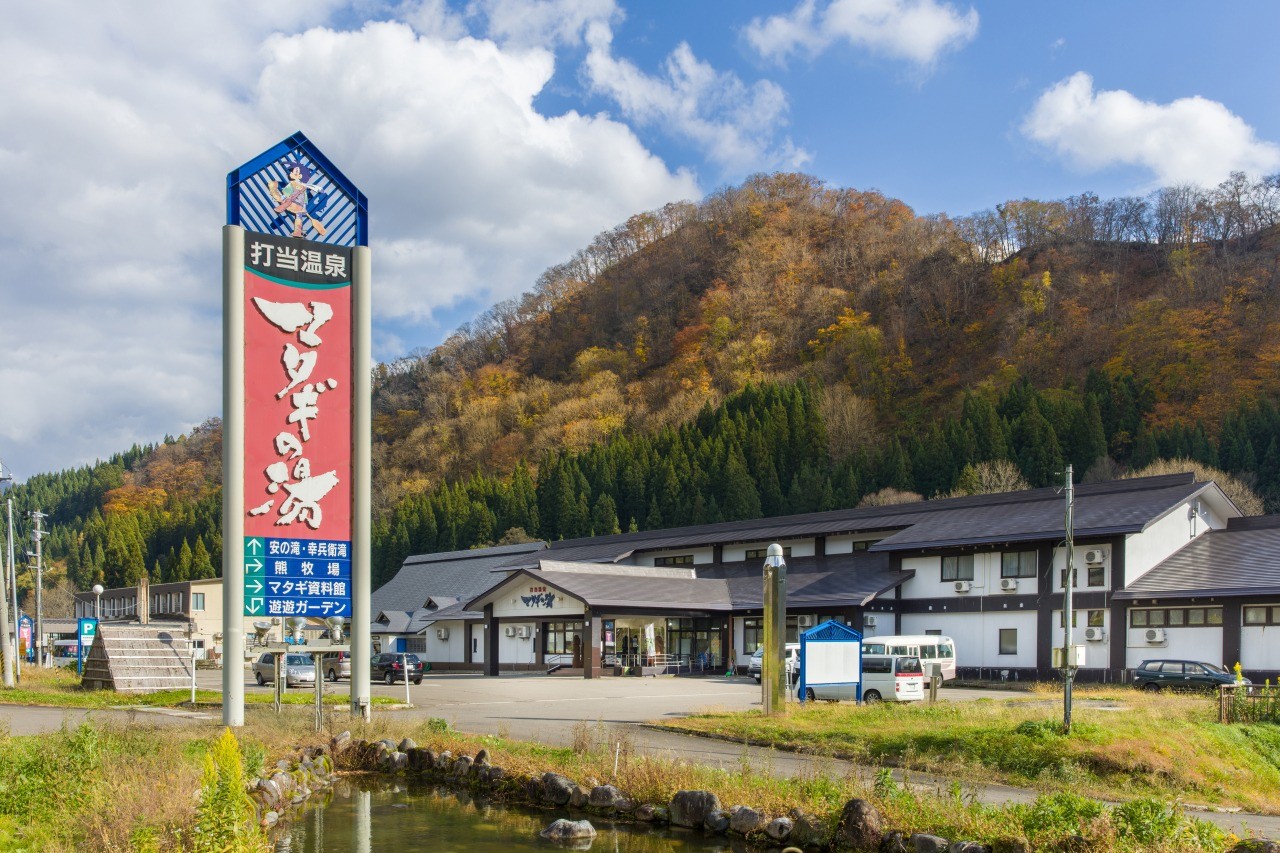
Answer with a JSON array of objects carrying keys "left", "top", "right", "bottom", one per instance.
[
  {"left": 252, "top": 652, "right": 316, "bottom": 687},
  {"left": 318, "top": 651, "right": 350, "bottom": 682}
]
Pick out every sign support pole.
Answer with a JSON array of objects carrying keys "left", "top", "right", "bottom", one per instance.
[
  {"left": 351, "top": 244, "right": 372, "bottom": 721},
  {"left": 222, "top": 224, "right": 246, "bottom": 727}
]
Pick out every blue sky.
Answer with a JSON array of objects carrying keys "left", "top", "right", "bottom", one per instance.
[{"left": 2, "top": 0, "right": 1278, "bottom": 477}]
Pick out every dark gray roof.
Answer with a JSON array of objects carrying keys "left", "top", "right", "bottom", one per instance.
[
  {"left": 1116, "top": 519, "right": 1280, "bottom": 600},
  {"left": 492, "top": 474, "right": 1228, "bottom": 566},
  {"left": 371, "top": 541, "right": 546, "bottom": 612},
  {"left": 372, "top": 610, "right": 414, "bottom": 633},
  {"left": 467, "top": 553, "right": 910, "bottom": 612}
]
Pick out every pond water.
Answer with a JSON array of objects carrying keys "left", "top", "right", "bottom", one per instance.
[{"left": 273, "top": 779, "right": 752, "bottom": 852}]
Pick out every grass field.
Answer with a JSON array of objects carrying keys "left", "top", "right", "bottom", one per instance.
[{"left": 656, "top": 683, "right": 1280, "bottom": 814}]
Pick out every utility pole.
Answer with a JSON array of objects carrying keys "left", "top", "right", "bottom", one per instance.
[
  {"left": 1062, "top": 465, "right": 1075, "bottom": 734},
  {"left": 29, "top": 511, "right": 46, "bottom": 668},
  {"left": 0, "top": 465, "right": 13, "bottom": 687},
  {"left": 7, "top": 498, "right": 17, "bottom": 680}
]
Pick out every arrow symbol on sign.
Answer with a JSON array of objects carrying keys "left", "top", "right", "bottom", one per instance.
[
  {"left": 246, "top": 598, "right": 264, "bottom": 615},
  {"left": 245, "top": 579, "right": 264, "bottom": 595},
  {"left": 245, "top": 538, "right": 264, "bottom": 555},
  {"left": 245, "top": 558, "right": 264, "bottom": 573}
]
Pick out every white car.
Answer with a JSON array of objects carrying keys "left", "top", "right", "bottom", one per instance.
[{"left": 748, "top": 643, "right": 800, "bottom": 683}]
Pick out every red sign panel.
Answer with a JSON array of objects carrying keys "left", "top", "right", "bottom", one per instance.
[{"left": 243, "top": 232, "right": 353, "bottom": 542}]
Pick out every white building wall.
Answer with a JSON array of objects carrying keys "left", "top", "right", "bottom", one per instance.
[
  {"left": 1049, "top": 609, "right": 1112, "bottom": 670},
  {"left": 721, "top": 539, "right": 815, "bottom": 562},
  {"left": 1242, "top": 626, "right": 1280, "bottom": 670},
  {"left": 899, "top": 552, "right": 1014, "bottom": 600},
  {"left": 900, "top": 610, "right": 1038, "bottom": 672},
  {"left": 1125, "top": 626, "right": 1223, "bottom": 669},
  {"left": 1049, "top": 547, "right": 1110, "bottom": 594},
  {"left": 1124, "top": 502, "right": 1212, "bottom": 587},
  {"left": 423, "top": 621, "right": 465, "bottom": 663}
]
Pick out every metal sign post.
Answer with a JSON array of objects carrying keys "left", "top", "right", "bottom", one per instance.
[{"left": 762, "top": 543, "right": 788, "bottom": 716}]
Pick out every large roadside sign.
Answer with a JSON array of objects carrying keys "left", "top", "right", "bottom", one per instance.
[{"left": 225, "top": 131, "right": 370, "bottom": 727}]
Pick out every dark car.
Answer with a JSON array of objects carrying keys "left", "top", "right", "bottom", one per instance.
[
  {"left": 1133, "top": 659, "right": 1248, "bottom": 692},
  {"left": 370, "top": 651, "right": 427, "bottom": 685}
]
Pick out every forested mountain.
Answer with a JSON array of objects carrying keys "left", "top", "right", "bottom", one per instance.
[{"left": 7, "top": 170, "right": 1280, "bottom": 604}]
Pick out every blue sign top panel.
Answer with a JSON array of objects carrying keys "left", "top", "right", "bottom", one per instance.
[{"left": 228, "top": 132, "right": 368, "bottom": 247}]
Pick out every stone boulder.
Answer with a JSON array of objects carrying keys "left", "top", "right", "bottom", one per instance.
[
  {"left": 835, "top": 798, "right": 884, "bottom": 850},
  {"left": 909, "top": 834, "right": 951, "bottom": 853},
  {"left": 765, "top": 816, "right": 794, "bottom": 841},
  {"left": 669, "top": 790, "right": 722, "bottom": 828},
  {"left": 730, "top": 805, "right": 768, "bottom": 835},
  {"left": 1230, "top": 843, "right": 1280, "bottom": 853},
  {"left": 948, "top": 842, "right": 988, "bottom": 853},
  {"left": 542, "top": 772, "right": 576, "bottom": 806},
  {"left": 704, "top": 809, "right": 730, "bottom": 833},
  {"left": 788, "top": 809, "right": 830, "bottom": 848},
  {"left": 540, "top": 818, "right": 597, "bottom": 843},
  {"left": 588, "top": 784, "right": 622, "bottom": 810}
]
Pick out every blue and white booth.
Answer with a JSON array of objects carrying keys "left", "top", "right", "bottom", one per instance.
[{"left": 797, "top": 620, "right": 862, "bottom": 703}]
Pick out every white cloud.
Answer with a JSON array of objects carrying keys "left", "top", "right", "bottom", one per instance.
[
  {"left": 0, "top": 3, "right": 697, "bottom": 477},
  {"left": 745, "top": 0, "right": 978, "bottom": 67},
  {"left": 1022, "top": 72, "right": 1280, "bottom": 187},
  {"left": 468, "top": 0, "right": 620, "bottom": 48},
  {"left": 583, "top": 21, "right": 810, "bottom": 173}
]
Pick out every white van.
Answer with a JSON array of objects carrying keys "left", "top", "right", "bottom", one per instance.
[
  {"left": 748, "top": 643, "right": 800, "bottom": 683},
  {"left": 859, "top": 654, "right": 925, "bottom": 703},
  {"left": 802, "top": 653, "right": 925, "bottom": 703}
]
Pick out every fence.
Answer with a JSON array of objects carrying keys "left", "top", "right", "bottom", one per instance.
[{"left": 1219, "top": 683, "right": 1280, "bottom": 724}]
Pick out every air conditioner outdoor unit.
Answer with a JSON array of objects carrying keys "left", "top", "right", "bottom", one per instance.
[
  {"left": 1084, "top": 549, "right": 1105, "bottom": 565},
  {"left": 953, "top": 581, "right": 971, "bottom": 593},
  {"left": 504, "top": 626, "right": 516, "bottom": 637},
  {"left": 999, "top": 578, "right": 1018, "bottom": 592},
  {"left": 516, "top": 626, "right": 531, "bottom": 639},
  {"left": 1084, "top": 626, "right": 1106, "bottom": 642},
  {"left": 797, "top": 615, "right": 814, "bottom": 627},
  {"left": 863, "top": 615, "right": 878, "bottom": 628},
  {"left": 435, "top": 627, "right": 449, "bottom": 640},
  {"left": 1144, "top": 627, "right": 1167, "bottom": 644}
]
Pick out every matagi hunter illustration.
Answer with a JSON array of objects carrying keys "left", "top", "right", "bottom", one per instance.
[{"left": 267, "top": 160, "right": 331, "bottom": 239}]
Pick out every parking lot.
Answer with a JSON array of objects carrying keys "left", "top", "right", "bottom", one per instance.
[{"left": 199, "top": 667, "right": 1026, "bottom": 744}]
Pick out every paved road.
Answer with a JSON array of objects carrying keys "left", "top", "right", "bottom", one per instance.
[{"left": 4, "top": 670, "right": 1277, "bottom": 839}]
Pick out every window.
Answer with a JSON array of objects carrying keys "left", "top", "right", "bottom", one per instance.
[
  {"left": 1001, "top": 551, "right": 1037, "bottom": 578},
  {"left": 742, "top": 618, "right": 763, "bottom": 652},
  {"left": 925, "top": 629, "right": 942, "bottom": 636},
  {"left": 654, "top": 554, "right": 694, "bottom": 567},
  {"left": 863, "top": 657, "right": 891, "bottom": 674},
  {"left": 1087, "top": 565, "right": 1106, "bottom": 587},
  {"left": 1130, "top": 607, "right": 1223, "bottom": 628},
  {"left": 1087, "top": 610, "right": 1105, "bottom": 627},
  {"left": 941, "top": 554, "right": 974, "bottom": 582},
  {"left": 1244, "top": 606, "right": 1280, "bottom": 626},
  {"left": 851, "top": 540, "right": 872, "bottom": 551},
  {"left": 745, "top": 546, "right": 790, "bottom": 560},
  {"left": 1058, "top": 611, "right": 1078, "bottom": 628},
  {"left": 998, "top": 629, "right": 1018, "bottom": 655},
  {"left": 544, "top": 621, "right": 584, "bottom": 655},
  {"left": 192, "top": 593, "right": 206, "bottom": 612},
  {"left": 1059, "top": 569, "right": 1079, "bottom": 588}
]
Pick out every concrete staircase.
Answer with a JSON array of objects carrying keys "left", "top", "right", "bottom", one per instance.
[{"left": 81, "top": 623, "right": 195, "bottom": 693}]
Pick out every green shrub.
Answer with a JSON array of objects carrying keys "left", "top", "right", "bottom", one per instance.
[
  {"left": 191, "top": 728, "right": 268, "bottom": 853},
  {"left": 1015, "top": 791, "right": 1104, "bottom": 843},
  {"left": 1111, "top": 798, "right": 1182, "bottom": 847}
]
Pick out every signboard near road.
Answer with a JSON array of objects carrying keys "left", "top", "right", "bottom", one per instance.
[
  {"left": 243, "top": 536, "right": 351, "bottom": 617},
  {"left": 224, "top": 132, "right": 371, "bottom": 727},
  {"left": 77, "top": 617, "right": 97, "bottom": 675}
]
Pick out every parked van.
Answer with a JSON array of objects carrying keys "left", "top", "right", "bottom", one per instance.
[{"left": 802, "top": 653, "right": 925, "bottom": 703}]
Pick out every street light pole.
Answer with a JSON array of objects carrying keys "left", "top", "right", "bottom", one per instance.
[{"left": 93, "top": 584, "right": 103, "bottom": 620}]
